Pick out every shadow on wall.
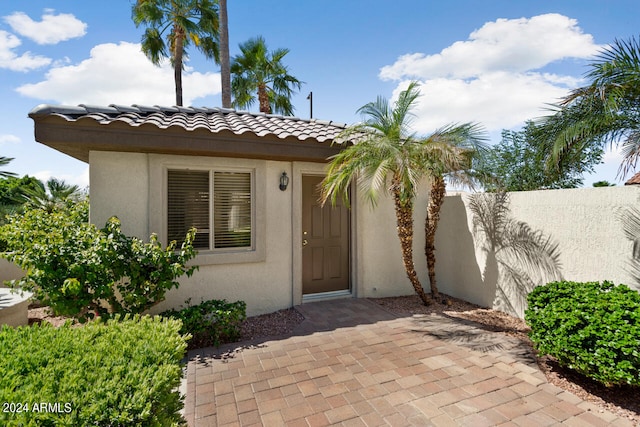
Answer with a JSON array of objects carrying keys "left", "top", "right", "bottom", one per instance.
[
  {"left": 618, "top": 206, "right": 640, "bottom": 287},
  {"left": 468, "top": 192, "right": 564, "bottom": 318}
]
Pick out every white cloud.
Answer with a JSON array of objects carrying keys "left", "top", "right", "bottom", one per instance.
[
  {"left": 380, "top": 14, "right": 598, "bottom": 81},
  {"left": 0, "top": 30, "right": 51, "bottom": 71},
  {"left": 16, "top": 42, "right": 221, "bottom": 106},
  {"left": 394, "top": 72, "right": 573, "bottom": 133},
  {"left": 0, "top": 134, "right": 20, "bottom": 144},
  {"left": 380, "top": 14, "right": 602, "bottom": 133},
  {"left": 4, "top": 10, "right": 87, "bottom": 45}
]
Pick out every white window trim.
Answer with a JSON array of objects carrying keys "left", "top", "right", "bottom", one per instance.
[{"left": 149, "top": 154, "right": 266, "bottom": 265}]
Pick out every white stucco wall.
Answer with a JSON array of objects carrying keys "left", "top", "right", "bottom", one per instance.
[
  {"left": 90, "top": 151, "right": 295, "bottom": 316},
  {"left": 154, "top": 160, "right": 293, "bottom": 316},
  {"left": 436, "top": 186, "right": 640, "bottom": 318},
  {"left": 355, "top": 184, "right": 430, "bottom": 299},
  {"left": 89, "top": 151, "right": 149, "bottom": 238},
  {"left": 93, "top": 150, "right": 640, "bottom": 320},
  {"left": 89, "top": 150, "right": 432, "bottom": 316}
]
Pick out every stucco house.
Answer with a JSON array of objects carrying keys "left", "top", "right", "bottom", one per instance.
[{"left": 28, "top": 104, "right": 428, "bottom": 316}]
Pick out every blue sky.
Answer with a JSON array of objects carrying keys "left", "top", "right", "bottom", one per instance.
[{"left": 0, "top": 0, "right": 638, "bottom": 188}]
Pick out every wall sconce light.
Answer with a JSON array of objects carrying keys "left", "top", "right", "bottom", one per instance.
[{"left": 279, "top": 172, "right": 289, "bottom": 191}]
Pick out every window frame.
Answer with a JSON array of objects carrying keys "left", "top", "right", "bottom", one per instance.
[{"left": 150, "top": 154, "right": 266, "bottom": 265}]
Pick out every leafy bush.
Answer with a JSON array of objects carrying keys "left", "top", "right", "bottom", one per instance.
[
  {"left": 525, "top": 280, "right": 640, "bottom": 386},
  {"left": 162, "top": 299, "right": 246, "bottom": 349},
  {"left": 0, "top": 315, "right": 189, "bottom": 426},
  {"left": 0, "top": 200, "right": 198, "bottom": 322}
]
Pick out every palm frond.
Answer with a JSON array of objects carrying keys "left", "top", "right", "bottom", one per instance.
[
  {"left": 230, "top": 36, "right": 301, "bottom": 114},
  {"left": 0, "top": 156, "right": 16, "bottom": 178}
]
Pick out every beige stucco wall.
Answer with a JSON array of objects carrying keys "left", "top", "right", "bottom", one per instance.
[
  {"left": 89, "top": 151, "right": 430, "bottom": 316},
  {"left": 89, "top": 151, "right": 149, "bottom": 238},
  {"left": 436, "top": 186, "right": 640, "bottom": 318},
  {"left": 355, "top": 182, "right": 430, "bottom": 299},
  {"left": 90, "top": 151, "right": 296, "bottom": 316}
]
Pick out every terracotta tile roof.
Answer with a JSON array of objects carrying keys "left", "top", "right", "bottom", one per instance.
[
  {"left": 28, "top": 104, "right": 350, "bottom": 143},
  {"left": 625, "top": 171, "right": 640, "bottom": 185}
]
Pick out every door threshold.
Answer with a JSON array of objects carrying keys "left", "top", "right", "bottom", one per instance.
[{"left": 302, "top": 290, "right": 352, "bottom": 303}]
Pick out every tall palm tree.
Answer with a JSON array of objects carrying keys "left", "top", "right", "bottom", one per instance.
[
  {"left": 421, "top": 124, "right": 487, "bottom": 300},
  {"left": 132, "top": 0, "right": 220, "bottom": 106},
  {"left": 230, "top": 36, "right": 302, "bottom": 115},
  {"left": 540, "top": 36, "right": 640, "bottom": 177},
  {"left": 219, "top": 0, "right": 231, "bottom": 108}
]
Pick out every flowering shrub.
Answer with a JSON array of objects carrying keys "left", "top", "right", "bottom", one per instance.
[{"left": 0, "top": 200, "right": 198, "bottom": 322}]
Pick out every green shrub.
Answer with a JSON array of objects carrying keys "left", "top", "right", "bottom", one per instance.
[
  {"left": 525, "top": 280, "right": 640, "bottom": 386},
  {"left": 162, "top": 299, "right": 246, "bottom": 349},
  {"left": 0, "top": 315, "right": 189, "bottom": 426},
  {"left": 0, "top": 200, "right": 198, "bottom": 322}
]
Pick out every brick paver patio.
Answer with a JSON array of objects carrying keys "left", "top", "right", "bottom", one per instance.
[{"left": 183, "top": 298, "right": 634, "bottom": 426}]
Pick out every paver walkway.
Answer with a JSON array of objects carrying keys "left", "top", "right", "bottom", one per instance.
[{"left": 183, "top": 298, "right": 634, "bottom": 426}]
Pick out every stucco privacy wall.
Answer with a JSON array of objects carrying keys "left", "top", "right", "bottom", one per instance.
[{"left": 435, "top": 186, "right": 640, "bottom": 318}]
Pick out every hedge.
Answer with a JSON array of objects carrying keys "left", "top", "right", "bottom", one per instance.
[
  {"left": 162, "top": 299, "right": 246, "bottom": 349},
  {"left": 525, "top": 280, "right": 640, "bottom": 387},
  {"left": 0, "top": 315, "right": 189, "bottom": 426}
]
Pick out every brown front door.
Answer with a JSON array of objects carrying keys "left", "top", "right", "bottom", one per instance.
[{"left": 302, "top": 175, "right": 350, "bottom": 295}]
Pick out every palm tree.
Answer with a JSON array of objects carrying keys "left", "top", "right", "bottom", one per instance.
[
  {"left": 540, "top": 36, "right": 640, "bottom": 177},
  {"left": 421, "top": 124, "right": 487, "bottom": 300},
  {"left": 322, "top": 83, "right": 486, "bottom": 304},
  {"left": 219, "top": 0, "right": 231, "bottom": 108},
  {"left": 230, "top": 36, "right": 302, "bottom": 115},
  {"left": 24, "top": 178, "right": 83, "bottom": 212},
  {"left": 132, "top": 0, "right": 220, "bottom": 106}
]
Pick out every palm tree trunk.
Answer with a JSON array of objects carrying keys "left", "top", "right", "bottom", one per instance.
[
  {"left": 258, "top": 83, "right": 271, "bottom": 114},
  {"left": 393, "top": 190, "right": 430, "bottom": 305},
  {"left": 174, "top": 28, "right": 185, "bottom": 106},
  {"left": 219, "top": 0, "right": 231, "bottom": 108},
  {"left": 425, "top": 174, "right": 446, "bottom": 300}
]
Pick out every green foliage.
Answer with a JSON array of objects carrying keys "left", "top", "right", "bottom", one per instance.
[
  {"left": 525, "top": 280, "right": 640, "bottom": 386},
  {"left": 0, "top": 176, "right": 44, "bottom": 226},
  {"left": 592, "top": 180, "right": 616, "bottom": 187},
  {"left": 22, "top": 177, "right": 84, "bottom": 211},
  {"left": 230, "top": 36, "right": 303, "bottom": 115},
  {"left": 0, "top": 315, "right": 188, "bottom": 426},
  {"left": 162, "top": 299, "right": 246, "bottom": 349},
  {"left": 132, "top": 0, "right": 220, "bottom": 106},
  {"left": 0, "top": 155, "right": 16, "bottom": 178},
  {"left": 539, "top": 37, "right": 640, "bottom": 177},
  {"left": 0, "top": 175, "right": 43, "bottom": 206},
  {"left": 0, "top": 200, "right": 198, "bottom": 322},
  {"left": 477, "top": 121, "right": 603, "bottom": 191}
]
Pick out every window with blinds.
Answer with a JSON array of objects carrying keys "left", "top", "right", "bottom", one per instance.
[
  {"left": 214, "top": 172, "right": 252, "bottom": 248},
  {"left": 167, "top": 169, "right": 252, "bottom": 251}
]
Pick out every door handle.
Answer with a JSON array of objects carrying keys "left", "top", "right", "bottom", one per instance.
[{"left": 302, "top": 239, "right": 308, "bottom": 246}]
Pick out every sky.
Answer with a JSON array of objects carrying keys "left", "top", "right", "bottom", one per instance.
[{"left": 0, "top": 0, "right": 638, "bottom": 189}]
